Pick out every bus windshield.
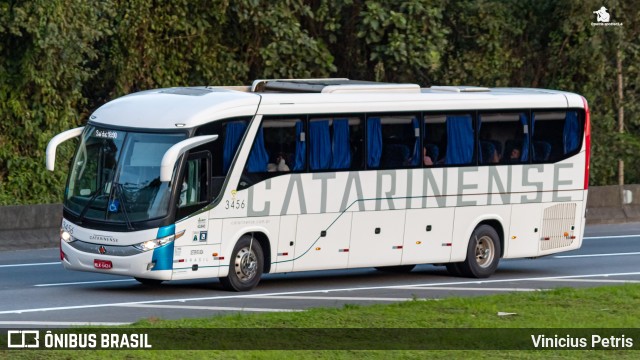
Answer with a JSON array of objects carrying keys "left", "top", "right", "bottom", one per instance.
[{"left": 64, "top": 126, "right": 186, "bottom": 225}]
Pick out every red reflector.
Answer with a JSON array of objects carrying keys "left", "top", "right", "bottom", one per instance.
[
  {"left": 339, "top": 249, "right": 349, "bottom": 252},
  {"left": 219, "top": 257, "right": 224, "bottom": 260},
  {"left": 60, "top": 249, "right": 65, "bottom": 261},
  {"left": 582, "top": 96, "right": 591, "bottom": 190},
  {"left": 441, "top": 243, "right": 452, "bottom": 247},
  {"left": 570, "top": 236, "right": 576, "bottom": 239},
  {"left": 178, "top": 259, "right": 185, "bottom": 263},
  {"left": 392, "top": 246, "right": 403, "bottom": 249},
  {"left": 543, "top": 237, "right": 550, "bottom": 240}
]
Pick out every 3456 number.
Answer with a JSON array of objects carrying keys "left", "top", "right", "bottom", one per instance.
[{"left": 225, "top": 199, "right": 245, "bottom": 209}]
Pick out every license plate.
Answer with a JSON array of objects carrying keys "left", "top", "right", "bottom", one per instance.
[{"left": 94, "top": 259, "right": 112, "bottom": 269}]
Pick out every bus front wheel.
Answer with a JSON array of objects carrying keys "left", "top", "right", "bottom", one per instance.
[
  {"left": 220, "top": 235, "right": 264, "bottom": 292},
  {"left": 456, "top": 225, "right": 501, "bottom": 278}
]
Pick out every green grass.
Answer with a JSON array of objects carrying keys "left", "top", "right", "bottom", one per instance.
[{"left": 3, "top": 284, "right": 640, "bottom": 359}]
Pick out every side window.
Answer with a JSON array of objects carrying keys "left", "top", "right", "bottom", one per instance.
[
  {"left": 478, "top": 112, "right": 528, "bottom": 164},
  {"left": 309, "top": 116, "right": 363, "bottom": 171},
  {"left": 424, "top": 113, "right": 474, "bottom": 166},
  {"left": 239, "top": 117, "right": 305, "bottom": 189},
  {"left": 195, "top": 117, "right": 250, "bottom": 199},
  {"left": 366, "top": 114, "right": 420, "bottom": 169},
  {"left": 531, "top": 111, "right": 583, "bottom": 163},
  {"left": 178, "top": 152, "right": 210, "bottom": 211}
]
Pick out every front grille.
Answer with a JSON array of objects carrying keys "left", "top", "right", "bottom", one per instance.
[{"left": 67, "top": 239, "right": 142, "bottom": 256}]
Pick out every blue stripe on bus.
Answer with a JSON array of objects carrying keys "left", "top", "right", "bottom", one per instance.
[{"left": 152, "top": 241, "right": 174, "bottom": 271}]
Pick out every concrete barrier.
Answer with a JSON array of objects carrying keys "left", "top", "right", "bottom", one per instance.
[
  {"left": 0, "top": 204, "right": 62, "bottom": 251},
  {"left": 0, "top": 185, "right": 637, "bottom": 251},
  {"left": 586, "top": 185, "right": 640, "bottom": 224}
]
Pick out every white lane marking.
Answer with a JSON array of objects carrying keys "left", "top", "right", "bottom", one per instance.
[
  {"left": 535, "top": 278, "right": 640, "bottom": 283},
  {"left": 253, "top": 295, "right": 414, "bottom": 301},
  {"left": 584, "top": 234, "right": 640, "bottom": 240},
  {"left": 554, "top": 252, "right": 640, "bottom": 259},
  {"left": 115, "top": 304, "right": 303, "bottom": 312},
  {"left": 3, "top": 271, "right": 640, "bottom": 315},
  {"left": 392, "top": 286, "right": 544, "bottom": 292},
  {"left": 0, "top": 262, "right": 59, "bottom": 268},
  {"left": 35, "top": 279, "right": 135, "bottom": 287},
  {"left": 0, "top": 321, "right": 130, "bottom": 326}
]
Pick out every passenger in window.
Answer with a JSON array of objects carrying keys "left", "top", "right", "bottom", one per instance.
[
  {"left": 505, "top": 148, "right": 521, "bottom": 164},
  {"left": 267, "top": 152, "right": 290, "bottom": 172},
  {"left": 488, "top": 148, "right": 501, "bottom": 164},
  {"left": 423, "top": 147, "right": 434, "bottom": 166}
]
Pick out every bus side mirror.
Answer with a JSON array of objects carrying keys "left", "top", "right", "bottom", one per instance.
[
  {"left": 46, "top": 127, "right": 85, "bottom": 171},
  {"left": 160, "top": 135, "right": 218, "bottom": 182}
]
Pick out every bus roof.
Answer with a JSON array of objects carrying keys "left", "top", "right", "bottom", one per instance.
[{"left": 88, "top": 80, "right": 585, "bottom": 130}]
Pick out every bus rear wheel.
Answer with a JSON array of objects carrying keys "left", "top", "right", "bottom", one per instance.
[
  {"left": 456, "top": 224, "right": 501, "bottom": 278},
  {"left": 220, "top": 235, "right": 264, "bottom": 292}
]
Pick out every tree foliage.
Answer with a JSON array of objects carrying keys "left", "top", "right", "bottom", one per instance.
[{"left": 0, "top": 0, "right": 638, "bottom": 204}]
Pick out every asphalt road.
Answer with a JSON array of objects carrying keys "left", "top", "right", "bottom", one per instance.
[{"left": 0, "top": 222, "right": 639, "bottom": 327}]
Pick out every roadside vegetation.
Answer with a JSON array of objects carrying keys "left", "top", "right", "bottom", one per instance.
[{"left": 1, "top": 0, "right": 639, "bottom": 204}]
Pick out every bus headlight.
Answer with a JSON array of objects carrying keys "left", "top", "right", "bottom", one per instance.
[
  {"left": 60, "top": 229, "right": 74, "bottom": 243},
  {"left": 134, "top": 234, "right": 175, "bottom": 252}
]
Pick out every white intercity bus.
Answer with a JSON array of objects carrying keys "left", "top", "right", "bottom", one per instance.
[{"left": 46, "top": 79, "right": 591, "bottom": 291}]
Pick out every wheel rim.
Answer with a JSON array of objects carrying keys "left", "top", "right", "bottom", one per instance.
[
  {"left": 475, "top": 235, "right": 495, "bottom": 268},
  {"left": 234, "top": 246, "right": 258, "bottom": 282}
]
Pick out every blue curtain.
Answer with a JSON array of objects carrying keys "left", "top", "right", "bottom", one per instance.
[
  {"left": 247, "top": 127, "right": 269, "bottom": 172},
  {"left": 563, "top": 111, "right": 579, "bottom": 154},
  {"left": 331, "top": 118, "right": 351, "bottom": 169},
  {"left": 223, "top": 121, "right": 247, "bottom": 173},
  {"left": 293, "top": 121, "right": 306, "bottom": 171},
  {"left": 477, "top": 115, "right": 483, "bottom": 164},
  {"left": 309, "top": 120, "right": 332, "bottom": 170},
  {"left": 410, "top": 117, "right": 420, "bottom": 166},
  {"left": 520, "top": 113, "right": 530, "bottom": 162},
  {"left": 367, "top": 117, "right": 383, "bottom": 168},
  {"left": 445, "top": 115, "right": 474, "bottom": 165}
]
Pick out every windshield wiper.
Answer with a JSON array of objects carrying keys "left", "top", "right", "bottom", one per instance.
[
  {"left": 113, "top": 182, "right": 135, "bottom": 231},
  {"left": 77, "top": 190, "right": 103, "bottom": 225}
]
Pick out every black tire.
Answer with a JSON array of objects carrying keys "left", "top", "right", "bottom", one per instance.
[
  {"left": 220, "top": 235, "right": 264, "bottom": 292},
  {"left": 134, "top": 277, "right": 164, "bottom": 286},
  {"left": 375, "top": 265, "right": 416, "bottom": 273},
  {"left": 456, "top": 224, "right": 501, "bottom": 278}
]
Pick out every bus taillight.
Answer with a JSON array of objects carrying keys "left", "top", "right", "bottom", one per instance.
[{"left": 582, "top": 96, "right": 591, "bottom": 190}]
